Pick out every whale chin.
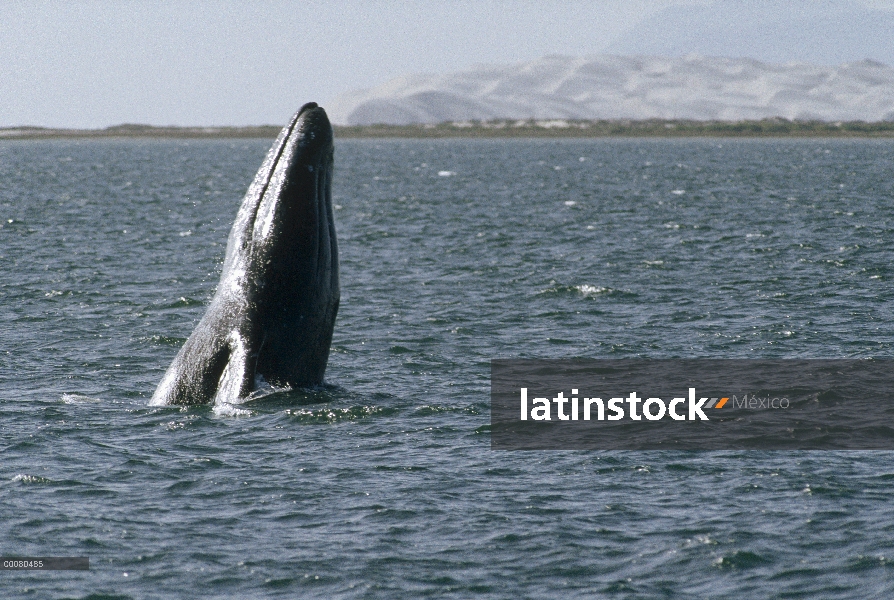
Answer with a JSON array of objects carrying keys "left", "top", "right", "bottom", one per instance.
[{"left": 150, "top": 103, "right": 339, "bottom": 406}]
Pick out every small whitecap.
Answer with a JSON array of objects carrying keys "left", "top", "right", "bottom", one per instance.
[
  {"left": 212, "top": 403, "right": 253, "bottom": 417},
  {"left": 643, "top": 260, "right": 664, "bottom": 265},
  {"left": 564, "top": 200, "right": 576, "bottom": 206},
  {"left": 586, "top": 225, "right": 595, "bottom": 230},
  {"left": 554, "top": 166, "right": 563, "bottom": 171},
  {"left": 12, "top": 474, "right": 52, "bottom": 484},
  {"left": 61, "top": 393, "right": 101, "bottom": 403},
  {"left": 579, "top": 157, "right": 587, "bottom": 162},
  {"left": 438, "top": 171, "right": 455, "bottom": 177},
  {"left": 576, "top": 284, "right": 610, "bottom": 296},
  {"left": 671, "top": 190, "right": 685, "bottom": 195}
]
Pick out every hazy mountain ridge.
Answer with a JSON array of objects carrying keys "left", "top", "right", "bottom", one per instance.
[{"left": 328, "top": 55, "right": 894, "bottom": 125}]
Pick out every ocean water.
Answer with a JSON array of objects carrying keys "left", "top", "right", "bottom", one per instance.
[{"left": 2, "top": 136, "right": 894, "bottom": 598}]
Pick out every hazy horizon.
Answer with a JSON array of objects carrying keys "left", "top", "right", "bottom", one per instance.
[{"left": 3, "top": 0, "right": 894, "bottom": 128}]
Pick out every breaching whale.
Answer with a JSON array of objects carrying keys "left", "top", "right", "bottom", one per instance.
[{"left": 150, "top": 103, "right": 339, "bottom": 406}]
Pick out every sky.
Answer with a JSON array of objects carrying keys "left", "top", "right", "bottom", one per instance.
[{"left": 2, "top": 0, "right": 893, "bottom": 128}]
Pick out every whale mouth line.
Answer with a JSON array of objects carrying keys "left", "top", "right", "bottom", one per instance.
[{"left": 252, "top": 111, "right": 305, "bottom": 210}]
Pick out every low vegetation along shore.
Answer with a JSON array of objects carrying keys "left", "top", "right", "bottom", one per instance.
[{"left": 3, "top": 119, "right": 894, "bottom": 140}]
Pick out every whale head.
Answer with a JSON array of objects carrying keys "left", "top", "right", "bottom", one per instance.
[{"left": 224, "top": 102, "right": 336, "bottom": 281}]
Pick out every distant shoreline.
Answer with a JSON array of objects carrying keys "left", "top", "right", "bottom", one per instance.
[{"left": 3, "top": 119, "right": 894, "bottom": 140}]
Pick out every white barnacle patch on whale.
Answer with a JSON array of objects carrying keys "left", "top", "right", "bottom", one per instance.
[{"left": 225, "top": 267, "right": 247, "bottom": 295}]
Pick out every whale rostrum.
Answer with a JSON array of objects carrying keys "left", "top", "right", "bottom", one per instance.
[{"left": 151, "top": 103, "right": 339, "bottom": 406}]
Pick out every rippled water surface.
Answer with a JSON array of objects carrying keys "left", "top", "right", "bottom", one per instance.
[{"left": 3, "top": 137, "right": 894, "bottom": 598}]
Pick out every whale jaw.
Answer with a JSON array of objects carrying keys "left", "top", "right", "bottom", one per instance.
[{"left": 150, "top": 104, "right": 339, "bottom": 407}]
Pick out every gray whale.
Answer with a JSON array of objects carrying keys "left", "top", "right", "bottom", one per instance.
[{"left": 151, "top": 103, "right": 339, "bottom": 406}]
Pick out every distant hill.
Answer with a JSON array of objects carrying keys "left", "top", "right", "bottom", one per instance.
[{"left": 327, "top": 55, "right": 894, "bottom": 126}]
